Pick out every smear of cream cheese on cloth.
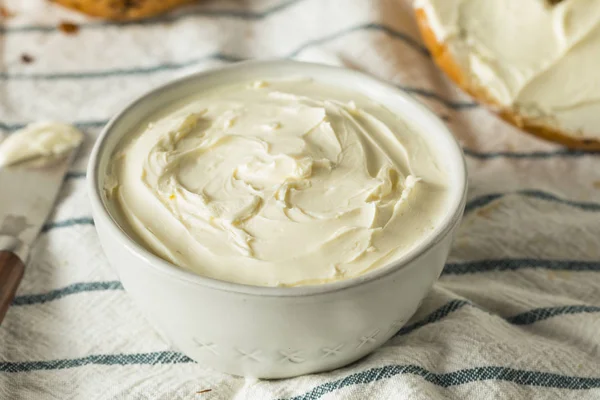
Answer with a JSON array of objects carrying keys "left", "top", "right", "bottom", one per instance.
[{"left": 107, "top": 79, "right": 449, "bottom": 287}]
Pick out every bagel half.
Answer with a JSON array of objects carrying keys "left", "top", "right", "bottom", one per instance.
[
  {"left": 415, "top": 1, "right": 600, "bottom": 150},
  {"left": 52, "top": 0, "right": 194, "bottom": 20}
]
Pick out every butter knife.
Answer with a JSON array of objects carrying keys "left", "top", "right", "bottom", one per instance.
[{"left": 0, "top": 137, "right": 81, "bottom": 323}]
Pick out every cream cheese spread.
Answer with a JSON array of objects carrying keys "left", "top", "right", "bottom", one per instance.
[
  {"left": 416, "top": 0, "right": 600, "bottom": 139},
  {"left": 107, "top": 79, "right": 449, "bottom": 287},
  {"left": 0, "top": 122, "right": 83, "bottom": 167}
]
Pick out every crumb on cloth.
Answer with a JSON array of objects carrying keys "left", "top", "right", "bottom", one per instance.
[
  {"left": 58, "top": 20, "right": 80, "bottom": 34},
  {"left": 0, "top": 6, "right": 14, "bottom": 18},
  {"left": 20, "top": 54, "right": 35, "bottom": 64}
]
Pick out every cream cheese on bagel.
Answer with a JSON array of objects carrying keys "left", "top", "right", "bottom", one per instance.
[{"left": 416, "top": 0, "right": 600, "bottom": 142}]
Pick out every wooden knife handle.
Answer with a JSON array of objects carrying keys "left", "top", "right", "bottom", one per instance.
[{"left": 0, "top": 251, "right": 25, "bottom": 324}]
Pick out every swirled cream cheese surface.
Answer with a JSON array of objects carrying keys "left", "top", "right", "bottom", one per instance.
[{"left": 106, "top": 79, "right": 449, "bottom": 287}]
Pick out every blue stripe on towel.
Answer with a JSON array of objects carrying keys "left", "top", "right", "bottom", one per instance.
[
  {"left": 507, "top": 305, "right": 600, "bottom": 325},
  {"left": 398, "top": 86, "right": 477, "bottom": 109},
  {"left": 282, "top": 365, "right": 600, "bottom": 400},
  {"left": 0, "top": 53, "right": 243, "bottom": 80},
  {"left": 463, "top": 148, "right": 600, "bottom": 160},
  {"left": 394, "top": 301, "right": 600, "bottom": 339},
  {"left": 12, "top": 281, "right": 123, "bottom": 306},
  {"left": 64, "top": 171, "right": 86, "bottom": 180},
  {"left": 465, "top": 190, "right": 600, "bottom": 213},
  {"left": 41, "top": 217, "right": 94, "bottom": 233},
  {"left": 443, "top": 259, "right": 600, "bottom": 275},
  {"left": 0, "top": 120, "right": 107, "bottom": 132},
  {"left": 395, "top": 300, "right": 469, "bottom": 336},
  {"left": 285, "top": 23, "right": 429, "bottom": 57},
  {"left": 0, "top": 352, "right": 194, "bottom": 373}
]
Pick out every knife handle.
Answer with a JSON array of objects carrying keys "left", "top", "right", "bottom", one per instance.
[{"left": 0, "top": 251, "right": 25, "bottom": 324}]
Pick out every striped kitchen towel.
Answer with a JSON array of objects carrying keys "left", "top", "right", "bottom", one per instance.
[{"left": 1, "top": 0, "right": 599, "bottom": 398}]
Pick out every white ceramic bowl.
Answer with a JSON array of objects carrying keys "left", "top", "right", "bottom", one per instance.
[{"left": 88, "top": 60, "right": 467, "bottom": 379}]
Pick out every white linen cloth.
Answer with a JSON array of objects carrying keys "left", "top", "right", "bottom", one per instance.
[{"left": 1, "top": 0, "right": 599, "bottom": 398}]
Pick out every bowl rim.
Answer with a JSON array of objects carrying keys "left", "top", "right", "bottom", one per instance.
[{"left": 87, "top": 59, "right": 467, "bottom": 297}]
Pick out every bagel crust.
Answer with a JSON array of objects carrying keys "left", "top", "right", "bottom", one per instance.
[
  {"left": 52, "top": 0, "right": 194, "bottom": 20},
  {"left": 415, "top": 7, "right": 600, "bottom": 150}
]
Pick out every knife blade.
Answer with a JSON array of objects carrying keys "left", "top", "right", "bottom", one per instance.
[{"left": 0, "top": 137, "right": 81, "bottom": 322}]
